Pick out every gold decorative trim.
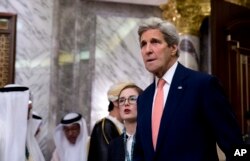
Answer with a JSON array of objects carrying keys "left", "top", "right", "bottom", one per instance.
[
  {"left": 160, "top": 0, "right": 211, "bottom": 35},
  {"left": 225, "top": 0, "right": 250, "bottom": 9},
  {"left": 0, "top": 34, "right": 10, "bottom": 86},
  {"left": 101, "top": 118, "right": 110, "bottom": 144}
]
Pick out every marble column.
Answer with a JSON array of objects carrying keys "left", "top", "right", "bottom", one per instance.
[
  {"left": 161, "top": 0, "right": 210, "bottom": 71},
  {"left": 50, "top": 1, "right": 162, "bottom": 159}
]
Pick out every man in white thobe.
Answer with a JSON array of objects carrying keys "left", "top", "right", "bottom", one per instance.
[{"left": 51, "top": 112, "right": 89, "bottom": 161}]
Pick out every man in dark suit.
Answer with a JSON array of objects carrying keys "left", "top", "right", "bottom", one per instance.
[{"left": 133, "top": 17, "right": 244, "bottom": 161}]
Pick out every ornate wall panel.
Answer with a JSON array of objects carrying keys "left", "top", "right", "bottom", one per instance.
[{"left": 0, "top": 13, "right": 16, "bottom": 87}]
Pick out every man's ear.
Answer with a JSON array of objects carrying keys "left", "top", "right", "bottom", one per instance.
[
  {"left": 170, "top": 45, "right": 178, "bottom": 56},
  {"left": 112, "top": 100, "right": 118, "bottom": 107}
]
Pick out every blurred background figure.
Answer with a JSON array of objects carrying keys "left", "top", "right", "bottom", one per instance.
[
  {"left": 51, "top": 112, "right": 89, "bottom": 161},
  {"left": 26, "top": 110, "right": 45, "bottom": 161},
  {"left": 108, "top": 83, "right": 143, "bottom": 161},
  {"left": 88, "top": 81, "right": 134, "bottom": 161},
  {"left": 243, "top": 110, "right": 250, "bottom": 144},
  {"left": 31, "top": 112, "right": 43, "bottom": 138},
  {"left": 26, "top": 92, "right": 45, "bottom": 161},
  {"left": 0, "top": 84, "right": 29, "bottom": 161}
]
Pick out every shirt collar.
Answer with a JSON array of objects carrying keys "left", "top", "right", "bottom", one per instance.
[{"left": 155, "top": 61, "right": 178, "bottom": 86}]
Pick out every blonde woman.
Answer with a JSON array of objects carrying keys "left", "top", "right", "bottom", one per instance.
[{"left": 108, "top": 83, "right": 143, "bottom": 161}]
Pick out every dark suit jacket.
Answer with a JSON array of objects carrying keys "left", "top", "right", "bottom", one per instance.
[
  {"left": 88, "top": 118, "right": 121, "bottom": 161},
  {"left": 134, "top": 63, "right": 243, "bottom": 161},
  {"left": 107, "top": 134, "right": 125, "bottom": 161}
]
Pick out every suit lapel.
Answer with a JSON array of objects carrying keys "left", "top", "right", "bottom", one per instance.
[
  {"left": 140, "top": 82, "right": 156, "bottom": 153},
  {"left": 156, "top": 63, "right": 189, "bottom": 150},
  {"left": 120, "top": 136, "right": 125, "bottom": 161}
]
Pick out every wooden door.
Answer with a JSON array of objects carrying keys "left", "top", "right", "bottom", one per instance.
[
  {"left": 227, "top": 20, "right": 250, "bottom": 136},
  {"left": 211, "top": 0, "right": 250, "bottom": 136}
]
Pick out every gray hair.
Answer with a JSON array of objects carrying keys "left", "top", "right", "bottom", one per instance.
[{"left": 138, "top": 17, "right": 180, "bottom": 56}]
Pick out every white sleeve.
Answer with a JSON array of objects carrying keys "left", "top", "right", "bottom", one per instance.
[{"left": 50, "top": 149, "right": 60, "bottom": 161}]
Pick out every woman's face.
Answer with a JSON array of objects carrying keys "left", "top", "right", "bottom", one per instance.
[{"left": 118, "top": 88, "right": 138, "bottom": 123}]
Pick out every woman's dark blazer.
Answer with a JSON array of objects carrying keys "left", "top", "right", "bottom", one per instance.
[{"left": 107, "top": 134, "right": 125, "bottom": 161}]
